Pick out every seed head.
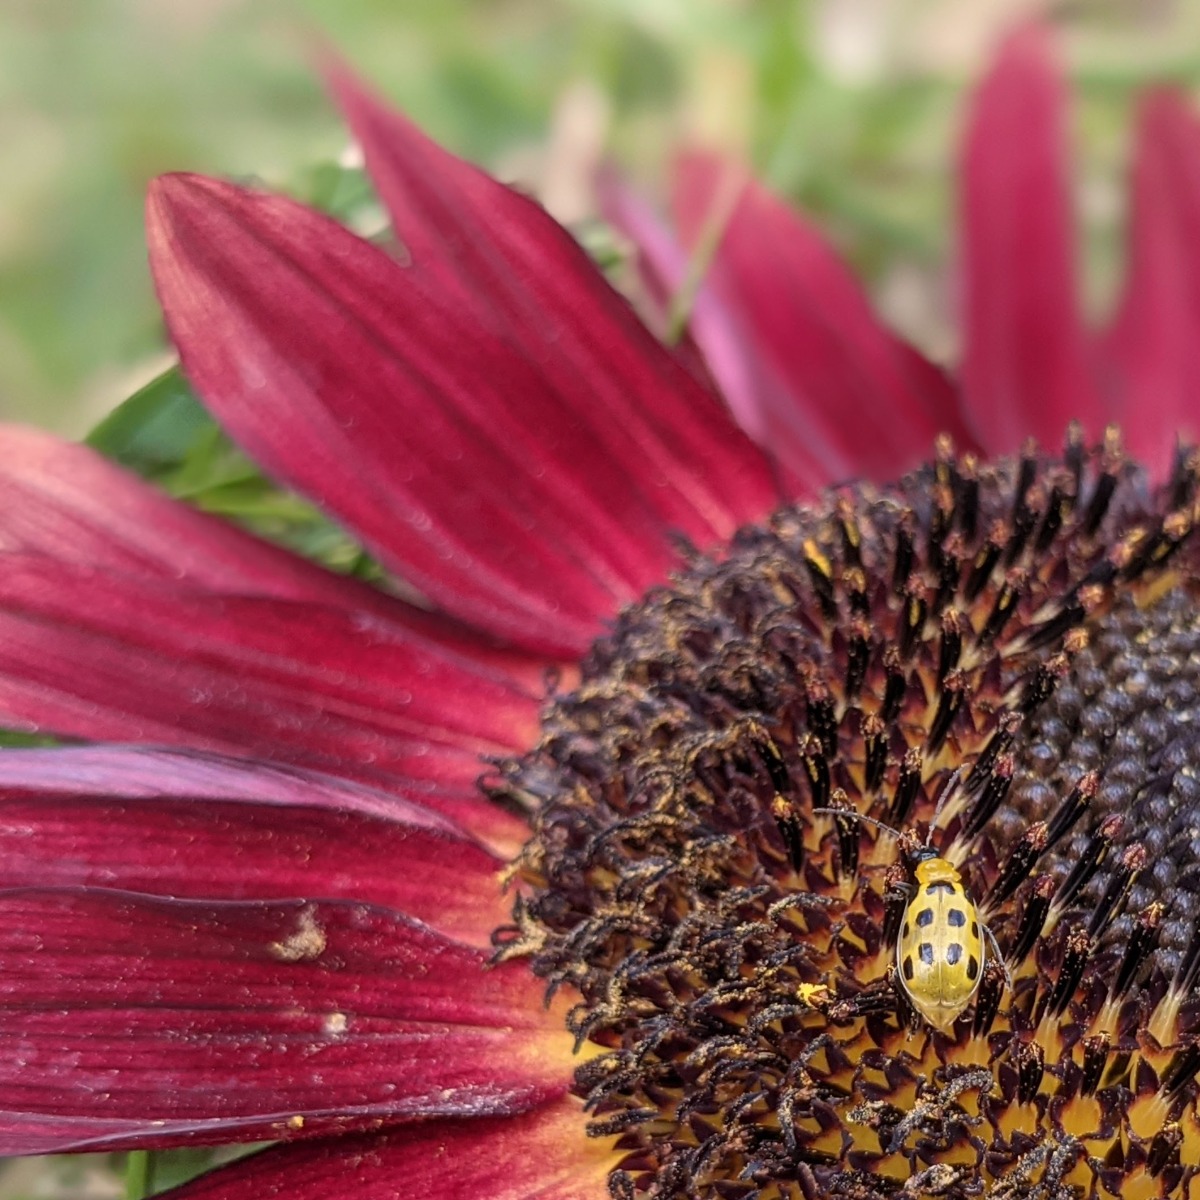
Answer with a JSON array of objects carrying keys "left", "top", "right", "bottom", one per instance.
[{"left": 497, "top": 431, "right": 1200, "bottom": 1199}]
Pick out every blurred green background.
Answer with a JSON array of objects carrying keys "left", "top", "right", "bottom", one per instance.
[
  {"left": 6, "top": 0, "right": 1200, "bottom": 440},
  {"left": 4, "top": 0, "right": 1200, "bottom": 1197}
]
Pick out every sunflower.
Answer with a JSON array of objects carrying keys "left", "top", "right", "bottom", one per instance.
[{"left": 1, "top": 23, "right": 1198, "bottom": 1200}]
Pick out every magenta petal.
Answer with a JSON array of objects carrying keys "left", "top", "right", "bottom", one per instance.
[
  {"left": 960, "top": 24, "right": 1103, "bottom": 453},
  {"left": 0, "top": 747, "right": 507, "bottom": 947},
  {"left": 0, "top": 555, "right": 537, "bottom": 848},
  {"left": 670, "top": 155, "right": 971, "bottom": 491},
  {"left": 593, "top": 169, "right": 685, "bottom": 337},
  {"left": 1100, "top": 92, "right": 1200, "bottom": 474},
  {"left": 0, "top": 890, "right": 572, "bottom": 1153},
  {"left": 0, "top": 743, "right": 528, "bottom": 859},
  {"left": 0, "top": 744, "right": 460, "bottom": 818},
  {"left": 155, "top": 1098, "right": 609, "bottom": 1200},
  {"left": 596, "top": 168, "right": 769, "bottom": 446},
  {"left": 148, "top": 168, "right": 774, "bottom": 659}
]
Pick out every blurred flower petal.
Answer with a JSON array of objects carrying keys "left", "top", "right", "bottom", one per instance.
[
  {"left": 155, "top": 1097, "right": 610, "bottom": 1200},
  {"left": 596, "top": 166, "right": 772, "bottom": 448},
  {"left": 670, "top": 154, "right": 971, "bottom": 490},
  {"left": 0, "top": 890, "right": 573, "bottom": 1153},
  {"left": 960, "top": 24, "right": 1102, "bottom": 452},
  {"left": 0, "top": 748, "right": 507, "bottom": 946},
  {"left": 1101, "top": 91, "right": 1200, "bottom": 475},
  {"left": 328, "top": 66, "right": 777, "bottom": 525}
]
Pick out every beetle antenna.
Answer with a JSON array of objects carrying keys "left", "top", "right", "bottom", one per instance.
[
  {"left": 810, "top": 807, "right": 903, "bottom": 843},
  {"left": 925, "top": 767, "right": 965, "bottom": 846},
  {"left": 982, "top": 923, "right": 1012, "bottom": 990}
]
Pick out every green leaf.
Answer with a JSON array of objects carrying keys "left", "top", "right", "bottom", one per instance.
[
  {"left": 85, "top": 364, "right": 385, "bottom": 582},
  {"left": 297, "top": 161, "right": 377, "bottom": 223},
  {"left": 86, "top": 365, "right": 215, "bottom": 477},
  {"left": 0, "top": 729, "right": 58, "bottom": 748}
]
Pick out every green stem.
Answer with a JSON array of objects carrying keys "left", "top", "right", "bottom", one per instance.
[
  {"left": 664, "top": 166, "right": 745, "bottom": 346},
  {"left": 126, "top": 1150, "right": 156, "bottom": 1200}
]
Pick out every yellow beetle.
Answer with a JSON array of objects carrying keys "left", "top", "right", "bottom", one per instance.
[
  {"left": 896, "top": 847, "right": 986, "bottom": 1030},
  {"left": 813, "top": 805, "right": 1003, "bottom": 1031}
]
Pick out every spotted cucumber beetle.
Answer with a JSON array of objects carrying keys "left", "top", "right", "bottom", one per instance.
[{"left": 812, "top": 799, "right": 1007, "bottom": 1031}]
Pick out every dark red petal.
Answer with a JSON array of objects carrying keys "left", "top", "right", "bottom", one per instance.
[
  {"left": 671, "top": 155, "right": 972, "bottom": 491},
  {"left": 1101, "top": 91, "right": 1200, "bottom": 474},
  {"left": 0, "top": 425, "right": 355, "bottom": 602},
  {"left": 0, "top": 890, "right": 573, "bottom": 1153},
  {"left": 155, "top": 1097, "right": 610, "bottom": 1200},
  {"left": 0, "top": 555, "right": 537, "bottom": 850},
  {"left": 0, "top": 747, "right": 507, "bottom": 947},
  {"left": 0, "top": 425, "right": 556, "bottom": 688},
  {"left": 0, "top": 745, "right": 521, "bottom": 851},
  {"left": 148, "top": 169, "right": 774, "bottom": 659},
  {"left": 328, "top": 66, "right": 776, "bottom": 518},
  {"left": 960, "top": 24, "right": 1103, "bottom": 453}
]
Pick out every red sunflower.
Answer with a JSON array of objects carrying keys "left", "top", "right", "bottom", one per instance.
[{"left": 2, "top": 24, "right": 1200, "bottom": 1200}]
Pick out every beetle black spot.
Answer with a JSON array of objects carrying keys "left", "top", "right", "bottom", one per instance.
[
  {"left": 947, "top": 908, "right": 966, "bottom": 927},
  {"left": 971, "top": 920, "right": 979, "bottom": 938},
  {"left": 916, "top": 908, "right": 934, "bottom": 928},
  {"left": 946, "top": 943, "right": 963, "bottom": 965},
  {"left": 967, "top": 955, "right": 980, "bottom": 981},
  {"left": 919, "top": 943, "right": 934, "bottom": 966},
  {"left": 903, "top": 956, "right": 914, "bottom": 981},
  {"left": 925, "top": 882, "right": 953, "bottom": 895},
  {"left": 903, "top": 921, "right": 911, "bottom": 938}
]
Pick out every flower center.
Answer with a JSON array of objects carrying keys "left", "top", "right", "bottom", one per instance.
[{"left": 495, "top": 430, "right": 1200, "bottom": 1199}]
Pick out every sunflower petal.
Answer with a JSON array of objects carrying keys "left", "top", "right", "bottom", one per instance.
[
  {"left": 670, "top": 154, "right": 970, "bottom": 489},
  {"left": 1101, "top": 91, "right": 1200, "bottom": 474},
  {"left": 0, "top": 890, "right": 573, "bottom": 1153},
  {"left": 0, "top": 744, "right": 454, "bottom": 818},
  {"left": 0, "top": 424, "right": 558, "bottom": 689},
  {"left": 0, "top": 426, "right": 362, "bottom": 601},
  {"left": 328, "top": 66, "right": 776, "bottom": 522},
  {"left": 0, "top": 747, "right": 507, "bottom": 946},
  {"left": 960, "top": 24, "right": 1102, "bottom": 452},
  {"left": 596, "top": 166, "right": 772, "bottom": 447},
  {"left": 148, "top": 168, "right": 774, "bottom": 658},
  {"left": 150, "top": 1097, "right": 609, "bottom": 1200},
  {"left": 0, "top": 554, "right": 537, "bottom": 849}
]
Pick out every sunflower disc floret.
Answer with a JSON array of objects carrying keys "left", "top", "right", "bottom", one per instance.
[{"left": 496, "top": 430, "right": 1200, "bottom": 1200}]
